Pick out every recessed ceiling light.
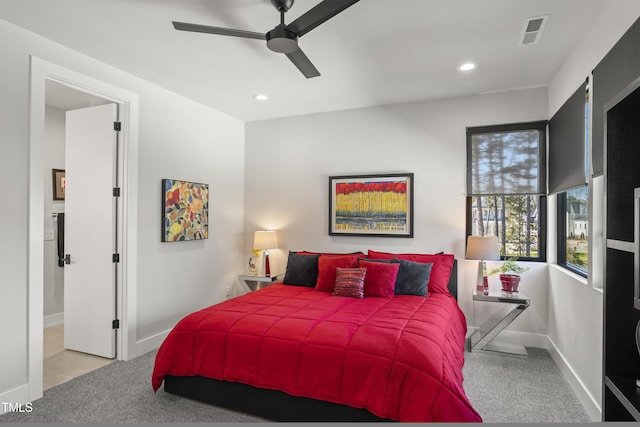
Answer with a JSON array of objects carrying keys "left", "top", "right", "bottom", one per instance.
[
  {"left": 458, "top": 62, "right": 477, "bottom": 72},
  {"left": 253, "top": 94, "right": 268, "bottom": 101}
]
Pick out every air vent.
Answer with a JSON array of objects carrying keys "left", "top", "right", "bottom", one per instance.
[{"left": 518, "top": 15, "right": 549, "bottom": 46}]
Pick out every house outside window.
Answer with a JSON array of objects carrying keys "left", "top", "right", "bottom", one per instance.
[
  {"left": 466, "top": 121, "right": 547, "bottom": 261},
  {"left": 557, "top": 187, "right": 588, "bottom": 276}
]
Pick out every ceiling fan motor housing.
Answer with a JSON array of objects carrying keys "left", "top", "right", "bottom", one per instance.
[
  {"left": 266, "top": 25, "right": 298, "bottom": 53},
  {"left": 271, "top": 0, "right": 294, "bottom": 13}
]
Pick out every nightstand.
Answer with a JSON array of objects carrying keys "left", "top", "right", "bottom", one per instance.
[
  {"left": 238, "top": 274, "right": 282, "bottom": 292},
  {"left": 468, "top": 290, "right": 530, "bottom": 355}
]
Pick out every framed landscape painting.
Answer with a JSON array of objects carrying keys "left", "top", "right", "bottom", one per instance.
[
  {"left": 329, "top": 173, "right": 414, "bottom": 237},
  {"left": 162, "top": 178, "right": 209, "bottom": 242}
]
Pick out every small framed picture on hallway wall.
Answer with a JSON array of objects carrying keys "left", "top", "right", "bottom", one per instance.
[{"left": 52, "top": 168, "right": 65, "bottom": 201}]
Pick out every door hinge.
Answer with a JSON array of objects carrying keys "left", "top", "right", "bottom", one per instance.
[
  {"left": 112, "top": 319, "right": 120, "bottom": 329},
  {"left": 113, "top": 187, "right": 121, "bottom": 197},
  {"left": 114, "top": 121, "right": 121, "bottom": 131},
  {"left": 113, "top": 253, "right": 120, "bottom": 263}
]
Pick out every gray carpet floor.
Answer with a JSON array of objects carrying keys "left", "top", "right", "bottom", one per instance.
[
  {"left": 0, "top": 347, "right": 591, "bottom": 423},
  {"left": 462, "top": 347, "right": 592, "bottom": 423}
]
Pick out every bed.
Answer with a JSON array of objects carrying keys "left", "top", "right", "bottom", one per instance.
[{"left": 152, "top": 251, "right": 481, "bottom": 422}]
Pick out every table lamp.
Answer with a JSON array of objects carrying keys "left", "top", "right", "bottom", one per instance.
[
  {"left": 254, "top": 230, "right": 278, "bottom": 277},
  {"left": 466, "top": 235, "right": 500, "bottom": 294}
]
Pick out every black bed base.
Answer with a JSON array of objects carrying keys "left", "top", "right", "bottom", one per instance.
[{"left": 164, "top": 375, "right": 389, "bottom": 422}]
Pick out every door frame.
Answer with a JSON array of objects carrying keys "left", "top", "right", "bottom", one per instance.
[{"left": 28, "top": 56, "right": 139, "bottom": 402}]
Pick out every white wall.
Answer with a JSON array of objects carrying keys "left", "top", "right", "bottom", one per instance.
[
  {"left": 0, "top": 18, "right": 245, "bottom": 403},
  {"left": 245, "top": 87, "right": 549, "bottom": 339},
  {"left": 546, "top": 1, "right": 640, "bottom": 419},
  {"left": 43, "top": 106, "right": 65, "bottom": 322},
  {"left": 135, "top": 87, "right": 246, "bottom": 341}
]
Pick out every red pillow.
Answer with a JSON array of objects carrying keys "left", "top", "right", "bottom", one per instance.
[
  {"left": 333, "top": 267, "right": 366, "bottom": 298},
  {"left": 297, "top": 251, "right": 365, "bottom": 257},
  {"left": 315, "top": 255, "right": 360, "bottom": 292},
  {"left": 359, "top": 260, "right": 399, "bottom": 298},
  {"left": 367, "top": 250, "right": 454, "bottom": 295}
]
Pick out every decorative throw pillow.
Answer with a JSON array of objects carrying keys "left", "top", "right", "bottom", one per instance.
[
  {"left": 356, "top": 257, "right": 393, "bottom": 264},
  {"left": 367, "top": 250, "right": 454, "bottom": 295},
  {"left": 296, "top": 251, "right": 365, "bottom": 257},
  {"left": 358, "top": 260, "right": 400, "bottom": 298},
  {"left": 392, "top": 258, "right": 433, "bottom": 296},
  {"left": 315, "top": 255, "right": 360, "bottom": 292},
  {"left": 332, "top": 267, "right": 366, "bottom": 298},
  {"left": 283, "top": 251, "right": 320, "bottom": 287}
]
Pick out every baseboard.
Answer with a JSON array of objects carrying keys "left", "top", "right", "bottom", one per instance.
[
  {"left": 0, "top": 384, "right": 30, "bottom": 415},
  {"left": 43, "top": 312, "right": 63, "bottom": 329},
  {"left": 134, "top": 328, "right": 171, "bottom": 358},
  {"left": 547, "top": 337, "right": 601, "bottom": 422}
]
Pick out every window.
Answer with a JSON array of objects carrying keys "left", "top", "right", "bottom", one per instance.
[
  {"left": 557, "top": 187, "right": 588, "bottom": 276},
  {"left": 466, "top": 121, "right": 547, "bottom": 261}
]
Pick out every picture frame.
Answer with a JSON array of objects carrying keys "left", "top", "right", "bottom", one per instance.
[
  {"left": 247, "top": 249, "right": 265, "bottom": 277},
  {"left": 52, "top": 169, "right": 66, "bottom": 201},
  {"left": 162, "top": 178, "right": 209, "bottom": 242},
  {"left": 329, "top": 173, "right": 414, "bottom": 237}
]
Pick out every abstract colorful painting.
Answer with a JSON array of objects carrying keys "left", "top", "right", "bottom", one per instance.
[
  {"left": 162, "top": 179, "right": 209, "bottom": 242},
  {"left": 329, "top": 173, "right": 413, "bottom": 237}
]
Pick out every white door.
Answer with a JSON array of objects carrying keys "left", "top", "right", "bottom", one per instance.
[{"left": 64, "top": 103, "right": 119, "bottom": 358}]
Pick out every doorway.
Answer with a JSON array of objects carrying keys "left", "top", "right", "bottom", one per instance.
[
  {"left": 43, "top": 85, "right": 117, "bottom": 387},
  {"left": 28, "top": 56, "right": 140, "bottom": 402}
]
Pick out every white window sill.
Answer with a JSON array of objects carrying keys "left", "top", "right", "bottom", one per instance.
[{"left": 549, "top": 263, "right": 592, "bottom": 288}]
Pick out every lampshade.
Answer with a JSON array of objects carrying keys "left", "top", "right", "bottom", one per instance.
[
  {"left": 465, "top": 235, "right": 500, "bottom": 261},
  {"left": 253, "top": 230, "right": 278, "bottom": 250}
]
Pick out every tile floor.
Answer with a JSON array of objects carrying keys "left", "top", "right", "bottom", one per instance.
[{"left": 43, "top": 325, "right": 113, "bottom": 390}]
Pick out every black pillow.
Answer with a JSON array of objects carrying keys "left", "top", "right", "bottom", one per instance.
[
  {"left": 283, "top": 251, "right": 320, "bottom": 287},
  {"left": 392, "top": 258, "right": 433, "bottom": 296}
]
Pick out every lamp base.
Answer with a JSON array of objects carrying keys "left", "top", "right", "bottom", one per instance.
[
  {"left": 264, "top": 250, "right": 271, "bottom": 277},
  {"left": 477, "top": 261, "right": 488, "bottom": 295}
]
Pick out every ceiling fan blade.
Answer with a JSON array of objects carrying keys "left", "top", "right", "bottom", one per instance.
[
  {"left": 172, "top": 21, "right": 265, "bottom": 40},
  {"left": 285, "top": 47, "right": 320, "bottom": 78},
  {"left": 287, "top": 0, "right": 359, "bottom": 37}
]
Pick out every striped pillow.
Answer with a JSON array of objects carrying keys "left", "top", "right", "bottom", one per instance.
[{"left": 332, "top": 267, "right": 366, "bottom": 298}]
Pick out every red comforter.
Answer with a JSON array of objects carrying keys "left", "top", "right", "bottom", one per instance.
[{"left": 152, "top": 283, "right": 481, "bottom": 422}]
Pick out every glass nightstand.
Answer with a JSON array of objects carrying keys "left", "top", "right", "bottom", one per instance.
[
  {"left": 238, "top": 274, "right": 282, "bottom": 292},
  {"left": 468, "top": 290, "right": 530, "bottom": 355}
]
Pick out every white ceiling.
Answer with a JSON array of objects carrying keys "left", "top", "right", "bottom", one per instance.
[{"left": 2, "top": 0, "right": 605, "bottom": 122}]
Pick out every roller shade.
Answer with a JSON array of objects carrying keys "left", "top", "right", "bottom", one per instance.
[
  {"left": 467, "top": 121, "right": 547, "bottom": 196},
  {"left": 548, "top": 80, "right": 588, "bottom": 194}
]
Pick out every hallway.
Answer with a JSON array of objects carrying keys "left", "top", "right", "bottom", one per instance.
[{"left": 43, "top": 325, "right": 113, "bottom": 390}]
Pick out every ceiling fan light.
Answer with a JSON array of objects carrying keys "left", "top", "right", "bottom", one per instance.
[{"left": 266, "top": 26, "right": 298, "bottom": 53}]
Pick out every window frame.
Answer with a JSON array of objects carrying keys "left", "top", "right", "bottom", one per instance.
[
  {"left": 556, "top": 187, "right": 589, "bottom": 278},
  {"left": 466, "top": 195, "right": 547, "bottom": 262},
  {"left": 466, "top": 120, "right": 548, "bottom": 263}
]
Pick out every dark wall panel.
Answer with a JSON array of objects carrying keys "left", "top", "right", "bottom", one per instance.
[
  {"left": 593, "top": 17, "right": 640, "bottom": 176},
  {"left": 606, "top": 85, "right": 640, "bottom": 242}
]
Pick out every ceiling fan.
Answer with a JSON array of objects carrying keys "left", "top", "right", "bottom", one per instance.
[{"left": 172, "top": 0, "right": 360, "bottom": 78}]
